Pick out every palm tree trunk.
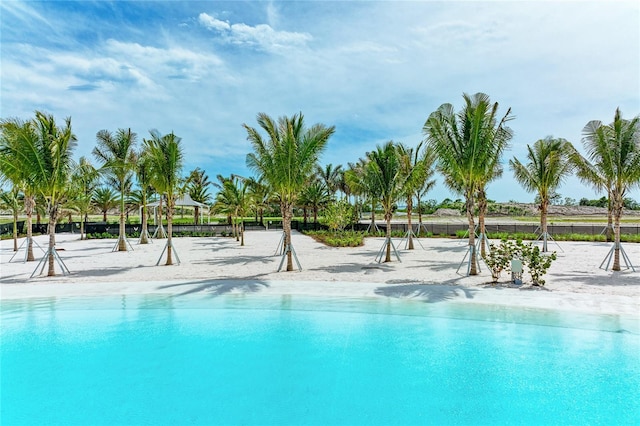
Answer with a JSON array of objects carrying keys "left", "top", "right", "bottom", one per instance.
[
  {"left": 370, "top": 199, "right": 376, "bottom": 232},
  {"left": 466, "top": 194, "right": 478, "bottom": 275},
  {"left": 47, "top": 204, "right": 58, "bottom": 276},
  {"left": 80, "top": 218, "right": 85, "bottom": 241},
  {"left": 407, "top": 197, "right": 414, "bottom": 250},
  {"left": 12, "top": 209, "right": 18, "bottom": 251},
  {"left": 417, "top": 194, "right": 423, "bottom": 235},
  {"left": 541, "top": 200, "right": 549, "bottom": 252},
  {"left": 612, "top": 194, "right": 623, "bottom": 271},
  {"left": 194, "top": 206, "right": 199, "bottom": 225},
  {"left": 283, "top": 202, "right": 294, "bottom": 271},
  {"left": 477, "top": 190, "right": 487, "bottom": 258},
  {"left": 606, "top": 194, "right": 614, "bottom": 243},
  {"left": 313, "top": 206, "right": 318, "bottom": 224},
  {"left": 118, "top": 186, "right": 127, "bottom": 251},
  {"left": 240, "top": 220, "right": 245, "bottom": 246},
  {"left": 25, "top": 195, "right": 35, "bottom": 261},
  {"left": 166, "top": 201, "right": 173, "bottom": 265},
  {"left": 385, "top": 213, "right": 392, "bottom": 262},
  {"left": 157, "top": 200, "right": 166, "bottom": 239},
  {"left": 140, "top": 204, "right": 149, "bottom": 244}
]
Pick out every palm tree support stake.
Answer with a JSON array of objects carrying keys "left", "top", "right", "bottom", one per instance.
[
  {"left": 9, "top": 236, "right": 45, "bottom": 263},
  {"left": 456, "top": 239, "right": 488, "bottom": 276},
  {"left": 459, "top": 224, "right": 480, "bottom": 245},
  {"left": 534, "top": 228, "right": 564, "bottom": 253},
  {"left": 366, "top": 222, "right": 381, "bottom": 234},
  {"left": 274, "top": 231, "right": 286, "bottom": 256},
  {"left": 137, "top": 228, "right": 153, "bottom": 244},
  {"left": 152, "top": 223, "right": 167, "bottom": 239},
  {"left": 30, "top": 246, "right": 70, "bottom": 278},
  {"left": 399, "top": 226, "right": 425, "bottom": 250},
  {"left": 112, "top": 235, "right": 134, "bottom": 252},
  {"left": 599, "top": 242, "right": 635, "bottom": 272},
  {"left": 375, "top": 236, "right": 402, "bottom": 263},
  {"left": 599, "top": 224, "right": 615, "bottom": 237},
  {"left": 156, "top": 239, "right": 181, "bottom": 266},
  {"left": 277, "top": 242, "right": 302, "bottom": 272}
]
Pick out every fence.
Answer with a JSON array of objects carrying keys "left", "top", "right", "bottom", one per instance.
[{"left": 1, "top": 220, "right": 639, "bottom": 237}]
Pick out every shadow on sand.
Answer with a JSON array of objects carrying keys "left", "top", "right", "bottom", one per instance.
[
  {"left": 374, "top": 283, "right": 476, "bottom": 303},
  {"left": 157, "top": 278, "right": 270, "bottom": 297}
]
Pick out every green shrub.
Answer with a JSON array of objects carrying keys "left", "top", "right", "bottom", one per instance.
[
  {"left": 483, "top": 239, "right": 557, "bottom": 286},
  {"left": 304, "top": 230, "right": 365, "bottom": 247}
]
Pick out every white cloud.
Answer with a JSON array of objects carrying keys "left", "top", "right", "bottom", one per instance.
[
  {"left": 198, "top": 12, "right": 311, "bottom": 51},
  {"left": 198, "top": 13, "right": 230, "bottom": 31}
]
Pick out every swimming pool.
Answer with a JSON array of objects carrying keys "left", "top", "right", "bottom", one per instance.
[{"left": 1, "top": 292, "right": 639, "bottom": 425}]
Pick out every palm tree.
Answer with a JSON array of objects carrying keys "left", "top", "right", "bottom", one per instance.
[
  {"left": 246, "top": 176, "right": 271, "bottom": 225},
  {"left": 396, "top": 142, "right": 432, "bottom": 249},
  {"left": 570, "top": 109, "right": 640, "bottom": 271},
  {"left": 93, "top": 128, "right": 138, "bottom": 251},
  {"left": 0, "top": 186, "right": 23, "bottom": 251},
  {"left": 186, "top": 167, "right": 212, "bottom": 224},
  {"left": 245, "top": 112, "right": 335, "bottom": 271},
  {"left": 367, "top": 141, "right": 404, "bottom": 262},
  {"left": 1, "top": 112, "right": 77, "bottom": 276},
  {"left": 1, "top": 118, "right": 40, "bottom": 261},
  {"left": 213, "top": 175, "right": 249, "bottom": 245},
  {"left": 300, "top": 180, "right": 332, "bottom": 224},
  {"left": 93, "top": 187, "right": 118, "bottom": 222},
  {"left": 144, "top": 130, "right": 184, "bottom": 265},
  {"left": 133, "top": 149, "right": 154, "bottom": 244},
  {"left": 315, "top": 163, "right": 343, "bottom": 197},
  {"left": 69, "top": 156, "right": 99, "bottom": 240},
  {"left": 414, "top": 146, "right": 437, "bottom": 232},
  {"left": 423, "top": 93, "right": 514, "bottom": 275},
  {"left": 509, "top": 137, "right": 574, "bottom": 252},
  {"left": 345, "top": 157, "right": 378, "bottom": 232}
]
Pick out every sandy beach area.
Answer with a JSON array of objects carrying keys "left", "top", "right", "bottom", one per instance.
[{"left": 1, "top": 230, "right": 638, "bottom": 318}]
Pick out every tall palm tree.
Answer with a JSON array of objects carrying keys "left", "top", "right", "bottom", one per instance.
[
  {"left": 144, "top": 130, "right": 184, "bottom": 265},
  {"left": 186, "top": 167, "right": 212, "bottom": 224},
  {"left": 345, "top": 157, "right": 378, "bottom": 232},
  {"left": 213, "top": 175, "right": 249, "bottom": 245},
  {"left": 570, "top": 109, "right": 640, "bottom": 271},
  {"left": 93, "top": 187, "right": 118, "bottom": 222},
  {"left": 397, "top": 142, "right": 431, "bottom": 250},
  {"left": 1, "top": 118, "right": 40, "bottom": 261},
  {"left": 246, "top": 176, "right": 271, "bottom": 225},
  {"left": 414, "top": 146, "right": 437, "bottom": 231},
  {"left": 93, "top": 128, "right": 138, "bottom": 251},
  {"left": 245, "top": 112, "right": 335, "bottom": 271},
  {"left": 1, "top": 112, "right": 76, "bottom": 276},
  {"left": 133, "top": 149, "right": 154, "bottom": 244},
  {"left": 300, "top": 180, "right": 332, "bottom": 224},
  {"left": 315, "top": 163, "right": 343, "bottom": 197},
  {"left": 509, "top": 137, "right": 574, "bottom": 252},
  {"left": 0, "top": 186, "right": 23, "bottom": 251},
  {"left": 423, "top": 93, "right": 514, "bottom": 275},
  {"left": 367, "top": 141, "right": 404, "bottom": 262},
  {"left": 69, "top": 156, "right": 99, "bottom": 240}
]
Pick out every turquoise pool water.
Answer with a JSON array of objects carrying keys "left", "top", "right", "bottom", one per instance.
[{"left": 1, "top": 293, "right": 639, "bottom": 425}]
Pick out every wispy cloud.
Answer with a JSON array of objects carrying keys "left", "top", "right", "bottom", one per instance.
[{"left": 198, "top": 12, "right": 311, "bottom": 51}]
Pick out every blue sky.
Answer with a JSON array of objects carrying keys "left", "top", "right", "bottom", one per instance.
[{"left": 2, "top": 0, "right": 639, "bottom": 203}]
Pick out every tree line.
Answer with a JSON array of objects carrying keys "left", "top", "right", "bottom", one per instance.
[{"left": 1, "top": 92, "right": 639, "bottom": 276}]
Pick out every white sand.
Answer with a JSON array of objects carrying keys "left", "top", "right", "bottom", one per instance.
[{"left": 1, "top": 230, "right": 638, "bottom": 318}]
